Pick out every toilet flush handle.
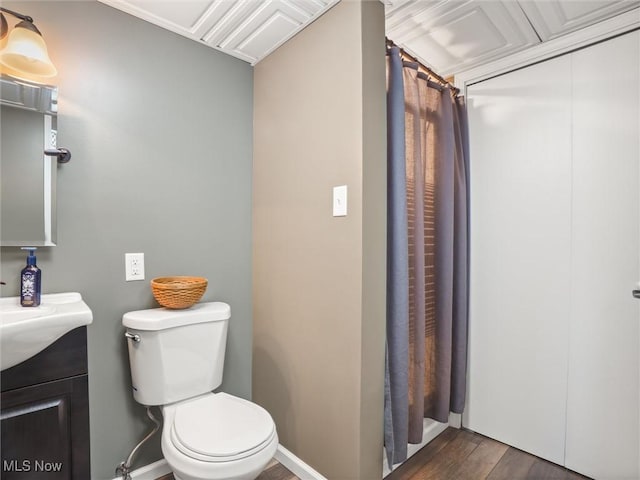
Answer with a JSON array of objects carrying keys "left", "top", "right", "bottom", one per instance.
[{"left": 125, "top": 331, "right": 140, "bottom": 343}]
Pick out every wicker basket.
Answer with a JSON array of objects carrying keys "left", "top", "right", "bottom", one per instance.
[{"left": 151, "top": 276, "right": 208, "bottom": 309}]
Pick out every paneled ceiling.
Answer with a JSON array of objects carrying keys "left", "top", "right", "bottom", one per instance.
[
  {"left": 98, "top": 0, "right": 340, "bottom": 65},
  {"left": 386, "top": 0, "right": 640, "bottom": 76},
  {"left": 99, "top": 0, "right": 639, "bottom": 75}
]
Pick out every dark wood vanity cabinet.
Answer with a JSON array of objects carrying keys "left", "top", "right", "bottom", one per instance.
[{"left": 1, "top": 327, "right": 90, "bottom": 479}]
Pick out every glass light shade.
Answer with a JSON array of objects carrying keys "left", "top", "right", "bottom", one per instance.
[
  {"left": 0, "top": 14, "right": 7, "bottom": 50},
  {"left": 0, "top": 62, "right": 51, "bottom": 85},
  {"left": 0, "top": 22, "right": 56, "bottom": 77}
]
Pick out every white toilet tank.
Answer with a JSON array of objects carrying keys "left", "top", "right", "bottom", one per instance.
[{"left": 123, "top": 302, "right": 231, "bottom": 406}]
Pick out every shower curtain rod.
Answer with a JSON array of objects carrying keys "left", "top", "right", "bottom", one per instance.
[{"left": 385, "top": 37, "right": 461, "bottom": 96}]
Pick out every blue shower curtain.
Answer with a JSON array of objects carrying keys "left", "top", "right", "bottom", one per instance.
[
  {"left": 384, "top": 46, "right": 410, "bottom": 465},
  {"left": 384, "top": 46, "right": 469, "bottom": 467}
]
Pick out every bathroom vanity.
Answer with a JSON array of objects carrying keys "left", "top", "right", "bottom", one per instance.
[{"left": 0, "top": 327, "right": 90, "bottom": 479}]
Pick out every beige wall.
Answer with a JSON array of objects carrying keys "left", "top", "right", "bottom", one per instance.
[{"left": 253, "top": 1, "right": 386, "bottom": 478}]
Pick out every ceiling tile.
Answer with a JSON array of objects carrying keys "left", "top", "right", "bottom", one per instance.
[
  {"left": 203, "top": 0, "right": 319, "bottom": 63},
  {"left": 123, "top": 0, "right": 211, "bottom": 32},
  {"left": 233, "top": 12, "right": 301, "bottom": 60},
  {"left": 99, "top": 0, "right": 338, "bottom": 65},
  {"left": 517, "top": 0, "right": 640, "bottom": 40},
  {"left": 99, "top": 0, "right": 219, "bottom": 36},
  {"left": 386, "top": 0, "right": 540, "bottom": 76}
]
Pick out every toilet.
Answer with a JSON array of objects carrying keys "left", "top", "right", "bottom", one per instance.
[{"left": 123, "top": 302, "right": 278, "bottom": 480}]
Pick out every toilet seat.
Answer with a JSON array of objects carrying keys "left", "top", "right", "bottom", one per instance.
[{"left": 170, "top": 393, "right": 276, "bottom": 463}]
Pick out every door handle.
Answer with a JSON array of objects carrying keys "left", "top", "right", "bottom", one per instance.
[
  {"left": 633, "top": 290, "right": 640, "bottom": 299},
  {"left": 44, "top": 148, "right": 72, "bottom": 164}
]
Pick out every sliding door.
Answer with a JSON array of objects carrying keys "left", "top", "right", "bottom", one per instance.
[
  {"left": 565, "top": 31, "right": 639, "bottom": 480},
  {"left": 464, "top": 53, "right": 573, "bottom": 466},
  {"left": 465, "top": 30, "right": 639, "bottom": 479}
]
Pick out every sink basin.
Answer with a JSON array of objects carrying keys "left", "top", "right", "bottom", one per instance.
[{"left": 0, "top": 292, "right": 93, "bottom": 371}]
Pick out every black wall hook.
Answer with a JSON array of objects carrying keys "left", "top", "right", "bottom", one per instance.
[{"left": 44, "top": 148, "right": 71, "bottom": 164}]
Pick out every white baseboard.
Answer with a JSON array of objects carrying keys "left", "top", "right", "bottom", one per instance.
[
  {"left": 274, "top": 444, "right": 328, "bottom": 480},
  {"left": 111, "top": 445, "right": 326, "bottom": 480},
  {"left": 382, "top": 418, "right": 449, "bottom": 477},
  {"left": 111, "top": 459, "right": 171, "bottom": 480},
  {"left": 448, "top": 412, "right": 462, "bottom": 428}
]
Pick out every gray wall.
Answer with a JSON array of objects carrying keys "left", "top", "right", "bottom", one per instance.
[{"left": 0, "top": 2, "right": 253, "bottom": 478}]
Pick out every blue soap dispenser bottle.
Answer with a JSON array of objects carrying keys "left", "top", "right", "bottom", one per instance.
[{"left": 20, "top": 247, "right": 41, "bottom": 307}]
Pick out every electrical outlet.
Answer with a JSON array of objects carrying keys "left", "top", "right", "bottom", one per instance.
[{"left": 125, "top": 253, "right": 145, "bottom": 281}]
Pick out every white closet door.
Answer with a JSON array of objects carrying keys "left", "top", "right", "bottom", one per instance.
[
  {"left": 565, "top": 31, "right": 640, "bottom": 480},
  {"left": 464, "top": 54, "right": 573, "bottom": 466}
]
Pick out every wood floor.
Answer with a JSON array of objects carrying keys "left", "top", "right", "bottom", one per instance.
[
  {"left": 386, "top": 427, "right": 591, "bottom": 480},
  {"left": 157, "top": 427, "right": 590, "bottom": 480},
  {"left": 157, "top": 459, "right": 299, "bottom": 480},
  {"left": 256, "top": 459, "right": 300, "bottom": 480}
]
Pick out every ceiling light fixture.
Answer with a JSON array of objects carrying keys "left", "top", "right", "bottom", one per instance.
[{"left": 0, "top": 7, "right": 57, "bottom": 82}]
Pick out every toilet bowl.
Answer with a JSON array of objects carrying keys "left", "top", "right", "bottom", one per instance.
[
  {"left": 122, "top": 302, "right": 278, "bottom": 480},
  {"left": 161, "top": 393, "right": 278, "bottom": 480}
]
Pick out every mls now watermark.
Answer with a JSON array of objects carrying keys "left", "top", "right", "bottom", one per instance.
[{"left": 3, "top": 459, "right": 64, "bottom": 473}]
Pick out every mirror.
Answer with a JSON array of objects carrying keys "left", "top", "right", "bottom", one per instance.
[{"left": 1, "top": 75, "right": 58, "bottom": 246}]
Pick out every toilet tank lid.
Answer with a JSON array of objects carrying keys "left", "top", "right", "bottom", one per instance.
[{"left": 123, "top": 302, "right": 230, "bottom": 331}]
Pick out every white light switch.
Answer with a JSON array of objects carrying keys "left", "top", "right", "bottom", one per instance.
[
  {"left": 125, "top": 253, "right": 145, "bottom": 281},
  {"left": 333, "top": 185, "right": 347, "bottom": 217}
]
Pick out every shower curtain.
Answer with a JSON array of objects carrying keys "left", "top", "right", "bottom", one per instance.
[{"left": 384, "top": 46, "right": 470, "bottom": 467}]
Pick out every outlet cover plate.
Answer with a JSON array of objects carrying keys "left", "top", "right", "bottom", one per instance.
[{"left": 125, "top": 253, "right": 145, "bottom": 281}]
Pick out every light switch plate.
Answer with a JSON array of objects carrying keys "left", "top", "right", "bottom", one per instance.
[{"left": 333, "top": 185, "right": 347, "bottom": 217}]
